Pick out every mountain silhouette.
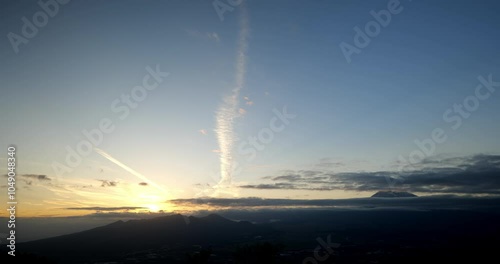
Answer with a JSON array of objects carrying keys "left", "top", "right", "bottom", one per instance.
[
  {"left": 20, "top": 214, "right": 275, "bottom": 262},
  {"left": 371, "top": 191, "right": 417, "bottom": 198},
  {"left": 9, "top": 209, "right": 500, "bottom": 263}
]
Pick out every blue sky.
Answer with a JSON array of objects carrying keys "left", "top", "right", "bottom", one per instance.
[{"left": 1, "top": 0, "right": 499, "bottom": 216}]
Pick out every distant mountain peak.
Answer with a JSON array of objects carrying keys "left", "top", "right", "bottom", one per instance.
[
  {"left": 371, "top": 191, "right": 417, "bottom": 198},
  {"left": 205, "top": 213, "right": 226, "bottom": 219},
  {"left": 196, "top": 214, "right": 235, "bottom": 224}
]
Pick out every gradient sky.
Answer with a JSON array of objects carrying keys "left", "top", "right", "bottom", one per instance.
[{"left": 1, "top": 0, "right": 500, "bottom": 217}]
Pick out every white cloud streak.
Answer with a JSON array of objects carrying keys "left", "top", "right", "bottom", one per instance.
[
  {"left": 214, "top": 5, "right": 249, "bottom": 189},
  {"left": 94, "top": 148, "right": 167, "bottom": 195}
]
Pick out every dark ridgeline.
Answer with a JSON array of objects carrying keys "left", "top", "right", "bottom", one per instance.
[
  {"left": 18, "top": 213, "right": 277, "bottom": 263},
  {"left": 8, "top": 205, "right": 500, "bottom": 263},
  {"left": 371, "top": 191, "right": 418, "bottom": 198}
]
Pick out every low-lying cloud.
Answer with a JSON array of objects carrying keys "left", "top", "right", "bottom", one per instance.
[
  {"left": 240, "top": 154, "right": 500, "bottom": 195},
  {"left": 66, "top": 206, "right": 146, "bottom": 211},
  {"left": 169, "top": 195, "right": 500, "bottom": 212},
  {"left": 3, "top": 174, "right": 52, "bottom": 181},
  {"left": 98, "top": 180, "right": 118, "bottom": 187},
  {"left": 22, "top": 174, "right": 52, "bottom": 181}
]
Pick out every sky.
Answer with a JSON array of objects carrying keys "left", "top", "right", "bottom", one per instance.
[{"left": 1, "top": 0, "right": 500, "bottom": 217}]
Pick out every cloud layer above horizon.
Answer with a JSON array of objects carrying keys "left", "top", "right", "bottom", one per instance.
[{"left": 239, "top": 154, "right": 500, "bottom": 195}]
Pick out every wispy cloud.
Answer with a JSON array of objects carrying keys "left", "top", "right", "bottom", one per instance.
[
  {"left": 95, "top": 148, "right": 168, "bottom": 195},
  {"left": 207, "top": 32, "right": 220, "bottom": 42},
  {"left": 185, "top": 29, "right": 221, "bottom": 43},
  {"left": 98, "top": 180, "right": 118, "bottom": 187},
  {"left": 243, "top": 96, "right": 253, "bottom": 106},
  {"left": 3, "top": 174, "right": 52, "bottom": 181},
  {"left": 22, "top": 174, "right": 52, "bottom": 181},
  {"left": 66, "top": 206, "right": 146, "bottom": 211},
  {"left": 2, "top": 173, "right": 53, "bottom": 187},
  {"left": 314, "top": 158, "right": 345, "bottom": 168},
  {"left": 214, "top": 5, "right": 249, "bottom": 190}
]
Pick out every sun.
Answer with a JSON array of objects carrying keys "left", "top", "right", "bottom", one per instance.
[{"left": 147, "top": 204, "right": 160, "bottom": 212}]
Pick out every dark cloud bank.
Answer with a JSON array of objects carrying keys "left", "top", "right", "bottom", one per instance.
[{"left": 240, "top": 154, "right": 500, "bottom": 195}]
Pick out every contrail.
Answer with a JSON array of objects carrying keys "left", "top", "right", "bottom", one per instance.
[
  {"left": 94, "top": 148, "right": 167, "bottom": 194},
  {"left": 215, "top": 4, "right": 249, "bottom": 188}
]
